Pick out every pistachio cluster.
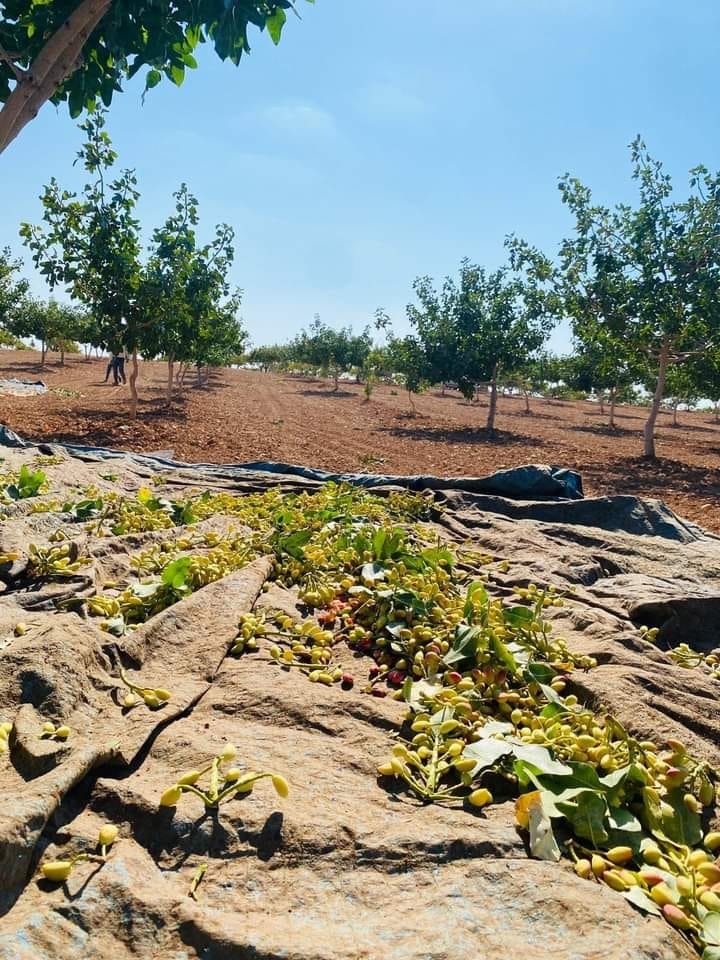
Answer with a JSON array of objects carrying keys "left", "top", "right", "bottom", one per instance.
[
  {"left": 159, "top": 743, "right": 289, "bottom": 811},
  {"left": 40, "top": 824, "right": 119, "bottom": 884}
]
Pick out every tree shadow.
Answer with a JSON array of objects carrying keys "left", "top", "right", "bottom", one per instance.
[
  {"left": 582, "top": 456, "right": 720, "bottom": 503},
  {"left": 566, "top": 423, "right": 639, "bottom": 438},
  {"left": 380, "top": 424, "right": 546, "bottom": 447},
  {"left": 297, "top": 388, "right": 356, "bottom": 398}
]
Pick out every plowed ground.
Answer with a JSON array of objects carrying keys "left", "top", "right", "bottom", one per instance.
[{"left": 1, "top": 348, "right": 719, "bottom": 532}]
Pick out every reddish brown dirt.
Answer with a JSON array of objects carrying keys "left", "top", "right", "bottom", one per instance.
[{"left": 1, "top": 348, "right": 720, "bottom": 532}]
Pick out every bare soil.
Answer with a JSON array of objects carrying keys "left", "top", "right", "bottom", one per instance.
[{"left": 1, "top": 348, "right": 720, "bottom": 532}]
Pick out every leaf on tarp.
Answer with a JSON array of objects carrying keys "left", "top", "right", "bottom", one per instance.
[
  {"left": 489, "top": 632, "right": 518, "bottom": 672},
  {"left": 607, "top": 806, "right": 642, "bottom": 833},
  {"left": 444, "top": 624, "right": 482, "bottom": 667},
  {"left": 475, "top": 720, "right": 514, "bottom": 739},
  {"left": 276, "top": 529, "right": 312, "bottom": 560},
  {"left": 463, "top": 581, "right": 488, "bottom": 620},
  {"left": 161, "top": 557, "right": 191, "bottom": 591},
  {"left": 516, "top": 790, "right": 561, "bottom": 861},
  {"left": 361, "top": 562, "right": 387, "bottom": 583},
  {"left": 702, "top": 912, "right": 720, "bottom": 947},
  {"left": 503, "top": 606, "right": 534, "bottom": 629},
  {"left": 462, "top": 738, "right": 513, "bottom": 773},
  {"left": 556, "top": 791, "right": 609, "bottom": 847},
  {"left": 525, "top": 662, "right": 555, "bottom": 685},
  {"left": 510, "top": 741, "right": 573, "bottom": 777},
  {"left": 403, "top": 677, "right": 443, "bottom": 709},
  {"left": 643, "top": 785, "right": 702, "bottom": 847},
  {"left": 429, "top": 706, "right": 455, "bottom": 730},
  {"left": 623, "top": 886, "right": 663, "bottom": 917}
]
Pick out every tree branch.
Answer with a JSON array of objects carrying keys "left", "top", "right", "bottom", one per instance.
[
  {"left": 0, "top": 0, "right": 112, "bottom": 154},
  {"left": 0, "top": 44, "right": 26, "bottom": 82}
]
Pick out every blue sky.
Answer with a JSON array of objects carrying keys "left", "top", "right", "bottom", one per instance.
[{"left": 1, "top": 0, "right": 718, "bottom": 352}]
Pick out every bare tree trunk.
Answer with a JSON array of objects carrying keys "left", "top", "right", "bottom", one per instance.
[
  {"left": 486, "top": 364, "right": 499, "bottom": 434},
  {"left": 333, "top": 367, "right": 339, "bottom": 392},
  {"left": 129, "top": 350, "right": 139, "bottom": 420},
  {"left": 408, "top": 389, "right": 416, "bottom": 416},
  {"left": 166, "top": 354, "right": 174, "bottom": 404},
  {"left": 643, "top": 339, "right": 671, "bottom": 458},
  {"left": 523, "top": 388, "right": 530, "bottom": 414},
  {"left": 714, "top": 401, "right": 720, "bottom": 424},
  {"left": 441, "top": 383, "right": 446, "bottom": 397},
  {"left": 608, "top": 385, "right": 617, "bottom": 429},
  {"left": 599, "top": 394, "right": 605, "bottom": 416},
  {"left": 40, "top": 340, "right": 46, "bottom": 368},
  {"left": 60, "top": 346, "right": 65, "bottom": 366},
  {"left": 673, "top": 401, "right": 679, "bottom": 427}
]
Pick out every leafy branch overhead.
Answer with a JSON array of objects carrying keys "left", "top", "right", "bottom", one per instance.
[{"left": 0, "top": 0, "right": 314, "bottom": 153}]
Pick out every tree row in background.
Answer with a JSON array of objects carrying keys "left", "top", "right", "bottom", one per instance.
[
  {"left": 0, "top": 112, "right": 247, "bottom": 416},
  {"left": 249, "top": 140, "right": 720, "bottom": 458}
]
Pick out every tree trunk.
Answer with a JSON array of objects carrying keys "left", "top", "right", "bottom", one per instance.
[
  {"left": 197, "top": 364, "right": 202, "bottom": 387},
  {"left": 408, "top": 389, "right": 416, "bottom": 416},
  {"left": 714, "top": 401, "right": 720, "bottom": 424},
  {"left": 333, "top": 367, "right": 339, "bottom": 392},
  {"left": 166, "top": 354, "right": 174, "bottom": 404},
  {"left": 608, "top": 385, "right": 617, "bottom": 429},
  {"left": 673, "top": 401, "right": 679, "bottom": 427},
  {"left": 60, "top": 346, "right": 65, "bottom": 366},
  {"left": 486, "top": 365, "right": 499, "bottom": 434},
  {"left": 599, "top": 394, "right": 605, "bottom": 416},
  {"left": 129, "top": 350, "right": 139, "bottom": 420},
  {"left": 643, "top": 339, "right": 671, "bottom": 458},
  {"left": 441, "top": 383, "right": 446, "bottom": 397},
  {"left": 40, "top": 340, "right": 46, "bottom": 368},
  {"left": 523, "top": 388, "right": 530, "bottom": 414}
]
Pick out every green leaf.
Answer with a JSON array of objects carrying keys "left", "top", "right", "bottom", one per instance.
[
  {"left": 403, "top": 678, "right": 443, "bottom": 710},
  {"left": 463, "top": 738, "right": 513, "bottom": 774},
  {"left": 503, "top": 606, "right": 534, "bottom": 628},
  {"left": 525, "top": 662, "right": 556, "bottom": 685},
  {"left": 623, "top": 886, "right": 662, "bottom": 917},
  {"left": 607, "top": 806, "right": 642, "bottom": 833},
  {"left": 276, "top": 529, "right": 311, "bottom": 559},
  {"left": 443, "top": 624, "right": 482, "bottom": 668},
  {"left": 643, "top": 786, "right": 703, "bottom": 847},
  {"left": 703, "top": 913, "right": 720, "bottom": 947},
  {"left": 463, "top": 581, "right": 488, "bottom": 619},
  {"left": 556, "top": 790, "right": 609, "bottom": 846},
  {"left": 266, "top": 8, "right": 287, "bottom": 45},
  {"left": 511, "top": 742, "right": 573, "bottom": 777},
  {"left": 489, "top": 631, "right": 518, "bottom": 673},
  {"left": 161, "top": 556, "right": 191, "bottom": 591}
]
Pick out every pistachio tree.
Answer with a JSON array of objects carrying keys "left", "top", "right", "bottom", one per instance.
[
  {"left": 9, "top": 295, "right": 84, "bottom": 365},
  {"left": 20, "top": 110, "right": 145, "bottom": 411},
  {"left": 0, "top": 1, "right": 307, "bottom": 154},
  {"left": 556, "top": 139, "right": 720, "bottom": 457},
  {"left": 403, "top": 259, "right": 555, "bottom": 434},
  {"left": 0, "top": 248, "right": 27, "bottom": 329},
  {"left": 291, "top": 316, "right": 372, "bottom": 390}
]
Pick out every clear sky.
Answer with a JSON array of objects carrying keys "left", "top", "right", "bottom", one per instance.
[{"left": 1, "top": 0, "right": 718, "bottom": 352}]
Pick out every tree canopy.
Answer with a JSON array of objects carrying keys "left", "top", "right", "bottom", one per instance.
[{"left": 0, "top": 0, "right": 310, "bottom": 153}]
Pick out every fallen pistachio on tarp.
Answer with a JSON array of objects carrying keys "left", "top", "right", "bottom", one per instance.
[
  {"left": 159, "top": 744, "right": 289, "bottom": 811},
  {"left": 40, "top": 822, "right": 120, "bottom": 884}
]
